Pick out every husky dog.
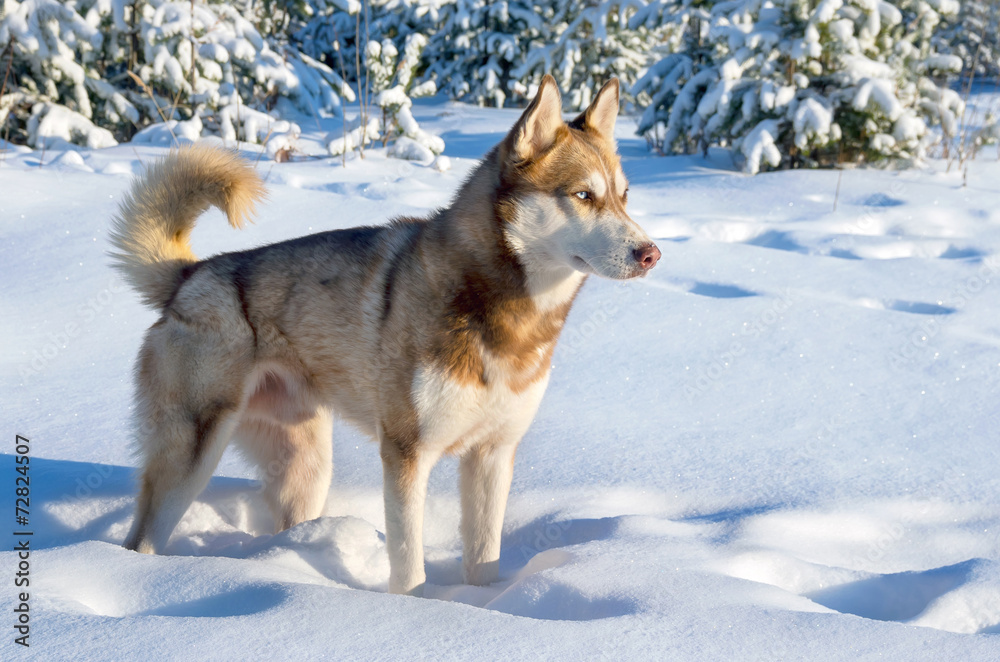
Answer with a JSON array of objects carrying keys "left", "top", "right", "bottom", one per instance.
[{"left": 112, "top": 75, "right": 659, "bottom": 595}]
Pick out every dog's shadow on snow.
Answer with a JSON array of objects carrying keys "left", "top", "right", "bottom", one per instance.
[
  {"left": 1, "top": 454, "right": 138, "bottom": 550},
  {"left": 1, "top": 454, "right": 265, "bottom": 552},
  {"left": 10, "top": 455, "right": 637, "bottom": 621}
]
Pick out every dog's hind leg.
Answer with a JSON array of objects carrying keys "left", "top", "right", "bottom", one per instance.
[
  {"left": 233, "top": 408, "right": 333, "bottom": 532},
  {"left": 123, "top": 329, "right": 252, "bottom": 554},
  {"left": 380, "top": 426, "right": 439, "bottom": 596},
  {"left": 123, "top": 397, "right": 243, "bottom": 554},
  {"left": 460, "top": 439, "right": 518, "bottom": 586}
]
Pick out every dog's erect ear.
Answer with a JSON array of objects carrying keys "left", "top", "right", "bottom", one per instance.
[
  {"left": 574, "top": 78, "right": 620, "bottom": 140},
  {"left": 509, "top": 75, "right": 563, "bottom": 161}
]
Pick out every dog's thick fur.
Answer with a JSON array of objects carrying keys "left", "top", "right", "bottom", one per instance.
[{"left": 113, "top": 76, "right": 659, "bottom": 595}]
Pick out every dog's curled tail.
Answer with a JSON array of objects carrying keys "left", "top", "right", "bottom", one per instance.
[{"left": 109, "top": 144, "right": 267, "bottom": 309}]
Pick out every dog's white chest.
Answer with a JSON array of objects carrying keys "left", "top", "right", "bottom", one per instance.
[{"left": 411, "top": 360, "right": 550, "bottom": 455}]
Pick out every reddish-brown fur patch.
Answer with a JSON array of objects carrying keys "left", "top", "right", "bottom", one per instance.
[{"left": 432, "top": 115, "right": 622, "bottom": 393}]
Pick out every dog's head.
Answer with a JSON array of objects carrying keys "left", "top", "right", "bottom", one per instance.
[{"left": 500, "top": 75, "right": 659, "bottom": 281}]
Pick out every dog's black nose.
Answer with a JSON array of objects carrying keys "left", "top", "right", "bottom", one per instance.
[{"left": 634, "top": 244, "right": 660, "bottom": 270}]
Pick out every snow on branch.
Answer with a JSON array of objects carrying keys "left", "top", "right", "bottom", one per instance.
[
  {"left": 633, "top": 0, "right": 967, "bottom": 172},
  {"left": 0, "top": 0, "right": 357, "bottom": 153}
]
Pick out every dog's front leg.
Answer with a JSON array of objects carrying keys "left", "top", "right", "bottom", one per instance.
[
  {"left": 380, "top": 436, "right": 436, "bottom": 596},
  {"left": 460, "top": 439, "right": 519, "bottom": 586}
]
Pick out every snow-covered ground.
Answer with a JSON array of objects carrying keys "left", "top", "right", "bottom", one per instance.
[{"left": 4, "top": 95, "right": 1000, "bottom": 659}]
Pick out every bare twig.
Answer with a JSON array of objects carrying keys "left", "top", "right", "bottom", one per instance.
[
  {"left": 331, "top": 27, "right": 349, "bottom": 167},
  {"left": 958, "top": 37, "right": 985, "bottom": 170},
  {"left": 0, "top": 43, "right": 12, "bottom": 103},
  {"left": 255, "top": 126, "right": 275, "bottom": 166},
  {"left": 364, "top": 0, "right": 371, "bottom": 151},
  {"left": 355, "top": 11, "right": 365, "bottom": 159},
  {"left": 235, "top": 91, "right": 242, "bottom": 147},
  {"left": 363, "top": 0, "right": 371, "bottom": 154},
  {"left": 2, "top": 113, "right": 11, "bottom": 163},
  {"left": 263, "top": 161, "right": 276, "bottom": 183},
  {"left": 1, "top": 40, "right": 15, "bottom": 162},
  {"left": 833, "top": 168, "right": 843, "bottom": 213},
  {"left": 127, "top": 71, "right": 180, "bottom": 147},
  {"left": 382, "top": 107, "right": 388, "bottom": 148},
  {"left": 947, "top": 21, "right": 988, "bottom": 175},
  {"left": 128, "top": 0, "right": 140, "bottom": 72},
  {"left": 167, "top": 82, "right": 185, "bottom": 124},
  {"left": 189, "top": 0, "right": 196, "bottom": 96}
]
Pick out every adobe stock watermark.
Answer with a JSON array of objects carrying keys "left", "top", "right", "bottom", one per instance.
[
  {"left": 888, "top": 254, "right": 1000, "bottom": 369},
  {"left": 559, "top": 296, "right": 622, "bottom": 357},
  {"left": 12, "top": 435, "right": 32, "bottom": 648},
  {"left": 848, "top": 461, "right": 978, "bottom": 570},
  {"left": 18, "top": 276, "right": 128, "bottom": 380},
  {"left": 684, "top": 288, "right": 799, "bottom": 400},
  {"left": 839, "top": 170, "right": 917, "bottom": 240},
  {"left": 516, "top": 517, "right": 573, "bottom": 563},
  {"left": 786, "top": 411, "right": 984, "bottom": 571}
]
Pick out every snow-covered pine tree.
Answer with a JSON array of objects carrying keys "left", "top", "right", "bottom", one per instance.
[
  {"left": 0, "top": 0, "right": 356, "bottom": 150},
  {"left": 277, "top": 0, "right": 361, "bottom": 69},
  {"left": 629, "top": 0, "right": 713, "bottom": 153},
  {"left": 127, "top": 0, "right": 359, "bottom": 144},
  {"left": 394, "top": 0, "right": 660, "bottom": 111},
  {"left": 0, "top": 0, "right": 120, "bottom": 147},
  {"left": 632, "top": 0, "right": 965, "bottom": 174},
  {"left": 418, "top": 0, "right": 540, "bottom": 108},
  {"left": 283, "top": 0, "right": 442, "bottom": 99},
  {"left": 943, "top": 0, "right": 1000, "bottom": 80},
  {"left": 367, "top": 32, "right": 444, "bottom": 161},
  {"left": 513, "top": 0, "right": 659, "bottom": 111}
]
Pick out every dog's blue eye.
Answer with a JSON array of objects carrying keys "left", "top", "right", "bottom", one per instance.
[{"left": 575, "top": 191, "right": 591, "bottom": 201}]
